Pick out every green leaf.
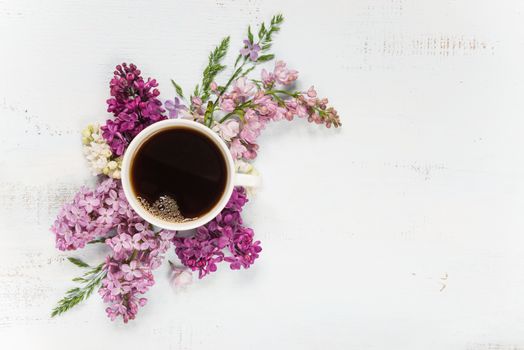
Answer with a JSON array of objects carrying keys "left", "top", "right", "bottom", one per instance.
[
  {"left": 258, "top": 14, "right": 284, "bottom": 53},
  {"left": 67, "top": 257, "right": 90, "bottom": 268},
  {"left": 251, "top": 79, "right": 262, "bottom": 89},
  {"left": 193, "top": 84, "right": 200, "bottom": 98},
  {"left": 234, "top": 54, "right": 243, "bottom": 68},
  {"left": 51, "top": 263, "right": 106, "bottom": 317},
  {"left": 247, "top": 25, "right": 254, "bottom": 43},
  {"left": 258, "top": 23, "right": 266, "bottom": 39},
  {"left": 87, "top": 237, "right": 106, "bottom": 244},
  {"left": 241, "top": 65, "right": 256, "bottom": 77},
  {"left": 201, "top": 37, "right": 230, "bottom": 99},
  {"left": 171, "top": 79, "right": 184, "bottom": 98},
  {"left": 271, "top": 14, "right": 284, "bottom": 26},
  {"left": 256, "top": 54, "right": 275, "bottom": 63}
]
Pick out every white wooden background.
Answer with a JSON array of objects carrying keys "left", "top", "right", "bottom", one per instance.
[{"left": 1, "top": 0, "right": 523, "bottom": 349}]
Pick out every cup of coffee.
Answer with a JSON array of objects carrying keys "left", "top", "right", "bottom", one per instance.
[{"left": 121, "top": 119, "right": 260, "bottom": 231}]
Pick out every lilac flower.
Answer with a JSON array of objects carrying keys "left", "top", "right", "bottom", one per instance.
[
  {"left": 261, "top": 61, "right": 298, "bottom": 87},
  {"left": 273, "top": 61, "right": 298, "bottom": 85},
  {"left": 261, "top": 68, "right": 275, "bottom": 87},
  {"left": 99, "top": 219, "right": 173, "bottom": 323},
  {"left": 96, "top": 207, "right": 115, "bottom": 225},
  {"left": 214, "top": 119, "right": 239, "bottom": 141},
  {"left": 284, "top": 98, "right": 308, "bottom": 121},
  {"left": 169, "top": 263, "right": 193, "bottom": 290},
  {"left": 78, "top": 194, "right": 100, "bottom": 213},
  {"left": 121, "top": 261, "right": 143, "bottom": 281},
  {"left": 290, "top": 86, "right": 341, "bottom": 128},
  {"left": 230, "top": 77, "right": 255, "bottom": 101},
  {"left": 51, "top": 179, "right": 125, "bottom": 251},
  {"left": 229, "top": 138, "right": 247, "bottom": 160},
  {"left": 173, "top": 187, "right": 261, "bottom": 278},
  {"left": 52, "top": 176, "right": 180, "bottom": 322},
  {"left": 220, "top": 96, "right": 236, "bottom": 113},
  {"left": 273, "top": 61, "right": 298, "bottom": 86},
  {"left": 239, "top": 109, "right": 264, "bottom": 144},
  {"left": 107, "top": 233, "right": 133, "bottom": 255},
  {"left": 164, "top": 97, "right": 187, "bottom": 118},
  {"left": 239, "top": 39, "right": 261, "bottom": 61},
  {"left": 224, "top": 226, "right": 261, "bottom": 270},
  {"left": 101, "top": 63, "right": 166, "bottom": 156}
]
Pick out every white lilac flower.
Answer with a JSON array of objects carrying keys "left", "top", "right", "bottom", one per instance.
[
  {"left": 82, "top": 124, "right": 122, "bottom": 179},
  {"left": 235, "top": 160, "right": 259, "bottom": 197}
]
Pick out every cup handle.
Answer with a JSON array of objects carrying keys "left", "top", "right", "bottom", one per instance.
[{"left": 234, "top": 173, "right": 261, "bottom": 188}]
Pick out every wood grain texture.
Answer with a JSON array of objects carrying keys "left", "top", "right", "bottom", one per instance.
[{"left": 1, "top": 0, "right": 524, "bottom": 349}]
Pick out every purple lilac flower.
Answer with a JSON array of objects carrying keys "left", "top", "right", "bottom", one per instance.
[
  {"left": 239, "top": 39, "right": 261, "bottom": 61},
  {"left": 51, "top": 178, "right": 125, "bottom": 251},
  {"left": 164, "top": 97, "right": 187, "bottom": 118},
  {"left": 101, "top": 63, "right": 166, "bottom": 156},
  {"left": 52, "top": 177, "right": 177, "bottom": 323},
  {"left": 224, "top": 226, "right": 262, "bottom": 269},
  {"left": 173, "top": 187, "right": 261, "bottom": 278},
  {"left": 100, "top": 211, "right": 175, "bottom": 323}
]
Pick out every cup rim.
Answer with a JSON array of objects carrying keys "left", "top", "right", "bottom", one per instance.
[{"left": 121, "top": 119, "right": 235, "bottom": 231}]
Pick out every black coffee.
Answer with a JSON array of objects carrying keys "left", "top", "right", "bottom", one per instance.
[{"left": 130, "top": 127, "right": 227, "bottom": 222}]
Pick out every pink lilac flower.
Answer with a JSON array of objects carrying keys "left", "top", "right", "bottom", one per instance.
[
  {"left": 173, "top": 187, "right": 261, "bottom": 278},
  {"left": 230, "top": 77, "right": 255, "bottom": 102},
  {"left": 261, "top": 60, "right": 298, "bottom": 88},
  {"left": 273, "top": 60, "right": 298, "bottom": 86},
  {"left": 101, "top": 63, "right": 166, "bottom": 156},
  {"left": 239, "top": 109, "right": 264, "bottom": 144},
  {"left": 99, "top": 218, "right": 175, "bottom": 322},
  {"left": 51, "top": 178, "right": 125, "bottom": 251},
  {"left": 52, "top": 177, "right": 176, "bottom": 323},
  {"left": 164, "top": 97, "right": 187, "bottom": 118},
  {"left": 99, "top": 257, "right": 153, "bottom": 323},
  {"left": 214, "top": 119, "right": 240, "bottom": 141},
  {"left": 289, "top": 86, "right": 341, "bottom": 128},
  {"left": 220, "top": 97, "right": 236, "bottom": 113},
  {"left": 253, "top": 92, "right": 287, "bottom": 122},
  {"left": 169, "top": 263, "right": 193, "bottom": 290},
  {"left": 261, "top": 68, "right": 275, "bottom": 87},
  {"left": 239, "top": 39, "right": 261, "bottom": 61},
  {"left": 284, "top": 98, "right": 308, "bottom": 121},
  {"left": 229, "top": 138, "right": 247, "bottom": 159}
]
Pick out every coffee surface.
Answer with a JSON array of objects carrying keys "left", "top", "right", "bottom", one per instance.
[{"left": 130, "top": 127, "right": 227, "bottom": 221}]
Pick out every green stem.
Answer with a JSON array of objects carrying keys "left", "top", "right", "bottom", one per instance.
[
  {"left": 128, "top": 250, "right": 138, "bottom": 263},
  {"left": 87, "top": 237, "right": 107, "bottom": 244},
  {"left": 208, "top": 53, "right": 252, "bottom": 125},
  {"left": 219, "top": 101, "right": 252, "bottom": 123},
  {"left": 266, "top": 89, "right": 299, "bottom": 98}
]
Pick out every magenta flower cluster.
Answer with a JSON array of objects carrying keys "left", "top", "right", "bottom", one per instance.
[
  {"left": 101, "top": 63, "right": 166, "bottom": 155},
  {"left": 173, "top": 187, "right": 261, "bottom": 278}
]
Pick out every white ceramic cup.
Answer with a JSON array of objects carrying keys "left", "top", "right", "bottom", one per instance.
[{"left": 121, "top": 119, "right": 260, "bottom": 231}]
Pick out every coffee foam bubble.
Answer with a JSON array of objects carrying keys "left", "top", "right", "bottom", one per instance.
[{"left": 137, "top": 195, "right": 194, "bottom": 223}]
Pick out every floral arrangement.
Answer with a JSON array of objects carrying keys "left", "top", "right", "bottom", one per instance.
[{"left": 51, "top": 14, "right": 341, "bottom": 323}]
